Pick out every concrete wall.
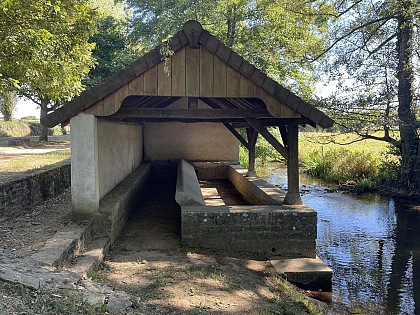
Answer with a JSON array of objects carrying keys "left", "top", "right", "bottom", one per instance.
[
  {"left": 143, "top": 99, "right": 239, "bottom": 162},
  {"left": 71, "top": 113, "right": 142, "bottom": 220},
  {"left": 97, "top": 119, "right": 143, "bottom": 199},
  {"left": 71, "top": 113, "right": 99, "bottom": 218},
  {"left": 228, "top": 165, "right": 285, "bottom": 205}
]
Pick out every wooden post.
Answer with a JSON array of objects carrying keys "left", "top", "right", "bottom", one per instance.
[
  {"left": 246, "top": 128, "right": 258, "bottom": 177},
  {"left": 188, "top": 97, "right": 198, "bottom": 108},
  {"left": 284, "top": 125, "right": 302, "bottom": 205}
]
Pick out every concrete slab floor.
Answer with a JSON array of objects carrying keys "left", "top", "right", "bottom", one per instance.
[{"left": 270, "top": 256, "right": 333, "bottom": 291}]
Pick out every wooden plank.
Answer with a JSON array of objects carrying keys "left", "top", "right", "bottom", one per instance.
[
  {"left": 112, "top": 108, "right": 271, "bottom": 119},
  {"left": 84, "top": 99, "right": 104, "bottom": 115},
  {"left": 199, "top": 47, "right": 214, "bottom": 96},
  {"left": 171, "top": 47, "right": 186, "bottom": 95},
  {"left": 223, "top": 123, "right": 249, "bottom": 150},
  {"left": 114, "top": 85, "right": 129, "bottom": 111},
  {"left": 245, "top": 118, "right": 288, "bottom": 159},
  {"left": 128, "top": 75, "right": 144, "bottom": 95},
  {"left": 158, "top": 59, "right": 172, "bottom": 96},
  {"left": 226, "top": 66, "right": 240, "bottom": 97},
  {"left": 102, "top": 93, "right": 115, "bottom": 116},
  {"left": 213, "top": 56, "right": 226, "bottom": 97},
  {"left": 185, "top": 47, "right": 200, "bottom": 96},
  {"left": 240, "top": 75, "right": 255, "bottom": 97},
  {"left": 144, "top": 65, "right": 158, "bottom": 95}
]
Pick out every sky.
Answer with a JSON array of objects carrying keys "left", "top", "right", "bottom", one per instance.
[{"left": 14, "top": 98, "right": 39, "bottom": 119}]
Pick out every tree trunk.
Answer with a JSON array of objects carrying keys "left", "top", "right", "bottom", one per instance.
[
  {"left": 3, "top": 112, "right": 12, "bottom": 121},
  {"left": 396, "top": 3, "right": 419, "bottom": 192},
  {"left": 39, "top": 98, "right": 49, "bottom": 142}
]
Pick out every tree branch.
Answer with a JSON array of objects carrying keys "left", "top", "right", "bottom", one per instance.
[{"left": 310, "top": 15, "right": 396, "bottom": 62}]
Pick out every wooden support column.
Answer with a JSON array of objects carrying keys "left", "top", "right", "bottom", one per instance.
[
  {"left": 284, "top": 125, "right": 302, "bottom": 205},
  {"left": 246, "top": 128, "right": 258, "bottom": 177},
  {"left": 188, "top": 97, "right": 198, "bottom": 108}
]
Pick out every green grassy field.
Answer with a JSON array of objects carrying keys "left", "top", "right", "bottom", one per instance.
[
  {"left": 0, "top": 150, "right": 70, "bottom": 181},
  {"left": 299, "top": 132, "right": 391, "bottom": 161}
]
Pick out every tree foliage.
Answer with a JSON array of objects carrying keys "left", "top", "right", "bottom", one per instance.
[
  {"left": 126, "top": 0, "right": 334, "bottom": 96},
  {"left": 0, "top": 91, "right": 18, "bottom": 121},
  {"left": 84, "top": 0, "right": 138, "bottom": 88},
  {"left": 0, "top": 0, "right": 97, "bottom": 140}
]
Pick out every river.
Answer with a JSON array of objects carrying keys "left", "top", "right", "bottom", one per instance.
[{"left": 263, "top": 165, "right": 420, "bottom": 315}]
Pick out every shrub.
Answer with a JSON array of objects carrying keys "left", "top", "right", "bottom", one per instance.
[{"left": 301, "top": 148, "right": 380, "bottom": 183}]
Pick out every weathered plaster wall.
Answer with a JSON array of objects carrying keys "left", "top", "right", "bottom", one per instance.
[
  {"left": 97, "top": 119, "right": 143, "bottom": 199},
  {"left": 71, "top": 113, "right": 143, "bottom": 220},
  {"left": 143, "top": 98, "right": 239, "bottom": 162},
  {"left": 144, "top": 122, "right": 238, "bottom": 161},
  {"left": 71, "top": 113, "right": 99, "bottom": 218}
]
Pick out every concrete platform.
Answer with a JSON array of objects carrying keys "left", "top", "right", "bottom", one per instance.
[{"left": 270, "top": 256, "right": 332, "bottom": 291}]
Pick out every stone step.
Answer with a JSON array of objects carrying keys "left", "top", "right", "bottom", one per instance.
[
  {"left": 270, "top": 256, "right": 333, "bottom": 291},
  {"left": 67, "top": 237, "right": 111, "bottom": 279},
  {"left": 30, "top": 222, "right": 91, "bottom": 269}
]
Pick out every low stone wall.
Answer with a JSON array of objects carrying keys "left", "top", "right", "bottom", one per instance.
[
  {"left": 93, "top": 163, "right": 151, "bottom": 243},
  {"left": 180, "top": 163, "right": 317, "bottom": 259},
  {"left": 0, "top": 160, "right": 71, "bottom": 219},
  {"left": 228, "top": 165, "right": 285, "bottom": 205},
  {"left": 182, "top": 205, "right": 317, "bottom": 259}
]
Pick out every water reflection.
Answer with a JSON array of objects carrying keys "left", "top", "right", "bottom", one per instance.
[{"left": 264, "top": 166, "right": 420, "bottom": 314}]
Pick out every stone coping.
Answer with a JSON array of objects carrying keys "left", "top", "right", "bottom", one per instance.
[{"left": 182, "top": 205, "right": 316, "bottom": 214}]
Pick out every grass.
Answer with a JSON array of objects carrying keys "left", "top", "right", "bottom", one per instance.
[
  {"left": 299, "top": 132, "right": 390, "bottom": 161},
  {"left": 0, "top": 150, "right": 70, "bottom": 180},
  {"left": 0, "top": 281, "right": 103, "bottom": 315},
  {"left": 239, "top": 131, "right": 399, "bottom": 189}
]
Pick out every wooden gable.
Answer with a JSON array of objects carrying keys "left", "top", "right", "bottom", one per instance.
[
  {"left": 41, "top": 20, "right": 333, "bottom": 129},
  {"left": 84, "top": 45, "right": 300, "bottom": 119}
]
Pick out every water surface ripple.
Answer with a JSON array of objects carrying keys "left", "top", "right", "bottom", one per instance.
[{"left": 265, "top": 167, "right": 420, "bottom": 314}]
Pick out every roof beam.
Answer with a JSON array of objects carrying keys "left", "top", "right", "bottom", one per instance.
[
  {"left": 245, "top": 118, "right": 288, "bottom": 159},
  {"left": 111, "top": 108, "right": 272, "bottom": 120},
  {"left": 232, "top": 118, "right": 311, "bottom": 128}
]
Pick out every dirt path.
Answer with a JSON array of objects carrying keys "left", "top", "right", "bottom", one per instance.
[{"left": 0, "top": 141, "right": 70, "bottom": 161}]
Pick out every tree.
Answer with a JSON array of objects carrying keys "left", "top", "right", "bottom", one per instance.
[
  {"left": 126, "top": 0, "right": 334, "bottom": 97},
  {"left": 84, "top": 1, "right": 138, "bottom": 88},
  {"left": 318, "top": 0, "right": 420, "bottom": 193},
  {"left": 0, "top": 0, "right": 97, "bottom": 141},
  {"left": 0, "top": 91, "right": 18, "bottom": 121}
]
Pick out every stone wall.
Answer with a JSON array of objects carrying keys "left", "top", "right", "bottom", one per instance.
[
  {"left": 182, "top": 205, "right": 317, "bottom": 259},
  {"left": 180, "top": 163, "right": 317, "bottom": 259},
  {"left": 0, "top": 161, "right": 71, "bottom": 219}
]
